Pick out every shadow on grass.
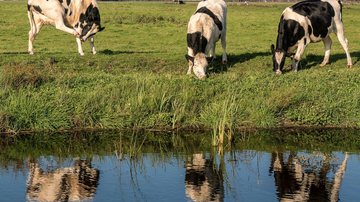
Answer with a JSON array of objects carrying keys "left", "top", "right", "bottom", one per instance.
[
  {"left": 296, "top": 51, "right": 360, "bottom": 70},
  {"left": 0, "top": 50, "right": 158, "bottom": 56},
  {"left": 208, "top": 51, "right": 271, "bottom": 74},
  {"left": 228, "top": 51, "right": 271, "bottom": 67},
  {"left": 278, "top": 51, "right": 360, "bottom": 74},
  {"left": 0, "top": 52, "right": 29, "bottom": 55},
  {"left": 98, "top": 49, "right": 160, "bottom": 55}
]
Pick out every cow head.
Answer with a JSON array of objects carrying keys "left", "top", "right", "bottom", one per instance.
[
  {"left": 76, "top": 4, "right": 105, "bottom": 41},
  {"left": 271, "top": 44, "right": 286, "bottom": 75},
  {"left": 186, "top": 53, "right": 213, "bottom": 79}
]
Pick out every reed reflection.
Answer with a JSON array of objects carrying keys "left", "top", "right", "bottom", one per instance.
[
  {"left": 270, "top": 152, "right": 348, "bottom": 202},
  {"left": 26, "top": 159, "right": 99, "bottom": 202},
  {"left": 185, "top": 153, "right": 224, "bottom": 202}
]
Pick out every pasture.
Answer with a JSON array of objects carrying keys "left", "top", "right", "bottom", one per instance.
[{"left": 1, "top": 1, "right": 360, "bottom": 133}]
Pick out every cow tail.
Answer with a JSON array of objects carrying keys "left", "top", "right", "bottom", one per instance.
[
  {"left": 338, "top": 0, "right": 343, "bottom": 20},
  {"left": 27, "top": 6, "right": 36, "bottom": 35}
]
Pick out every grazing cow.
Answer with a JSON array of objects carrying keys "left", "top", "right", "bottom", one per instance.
[
  {"left": 271, "top": 0, "right": 352, "bottom": 74},
  {"left": 186, "top": 0, "right": 227, "bottom": 79},
  {"left": 27, "top": 0, "right": 105, "bottom": 55}
]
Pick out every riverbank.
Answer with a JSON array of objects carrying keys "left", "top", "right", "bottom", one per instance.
[{"left": 1, "top": 2, "right": 360, "bottom": 133}]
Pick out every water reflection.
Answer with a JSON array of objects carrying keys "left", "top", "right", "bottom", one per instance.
[
  {"left": 270, "top": 152, "right": 348, "bottom": 202},
  {"left": 0, "top": 131, "right": 358, "bottom": 201},
  {"left": 185, "top": 153, "right": 224, "bottom": 202},
  {"left": 26, "top": 159, "right": 99, "bottom": 202}
]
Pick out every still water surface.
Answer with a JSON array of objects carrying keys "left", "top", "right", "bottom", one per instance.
[{"left": 0, "top": 131, "right": 359, "bottom": 201}]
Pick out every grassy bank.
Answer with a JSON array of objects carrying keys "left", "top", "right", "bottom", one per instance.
[{"left": 1, "top": 2, "right": 360, "bottom": 133}]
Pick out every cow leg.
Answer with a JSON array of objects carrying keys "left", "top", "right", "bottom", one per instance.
[
  {"left": 43, "top": 10, "right": 79, "bottom": 36},
  {"left": 210, "top": 44, "right": 216, "bottom": 59},
  {"left": 28, "top": 11, "right": 35, "bottom": 55},
  {"left": 28, "top": 11, "right": 43, "bottom": 55},
  {"left": 28, "top": 21, "right": 43, "bottom": 55},
  {"left": 28, "top": 30, "right": 36, "bottom": 55},
  {"left": 54, "top": 19, "right": 79, "bottom": 36},
  {"left": 76, "top": 38, "right": 84, "bottom": 56},
  {"left": 187, "top": 49, "right": 194, "bottom": 75},
  {"left": 335, "top": 25, "right": 352, "bottom": 68},
  {"left": 187, "top": 64, "right": 192, "bottom": 75},
  {"left": 221, "top": 32, "right": 227, "bottom": 64},
  {"left": 292, "top": 43, "right": 306, "bottom": 72},
  {"left": 206, "top": 42, "right": 215, "bottom": 60},
  {"left": 90, "top": 36, "right": 97, "bottom": 55},
  {"left": 320, "top": 36, "right": 332, "bottom": 67}
]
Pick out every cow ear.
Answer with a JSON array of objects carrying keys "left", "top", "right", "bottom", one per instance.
[
  {"left": 271, "top": 44, "right": 275, "bottom": 54},
  {"left": 206, "top": 56, "right": 214, "bottom": 63},
  {"left": 185, "top": 54, "right": 194, "bottom": 62},
  {"left": 99, "top": 27, "right": 105, "bottom": 32}
]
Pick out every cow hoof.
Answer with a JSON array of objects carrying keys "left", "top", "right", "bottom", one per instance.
[
  {"left": 347, "top": 64, "right": 353, "bottom": 68},
  {"left": 222, "top": 60, "right": 227, "bottom": 65},
  {"left": 79, "top": 53, "right": 84, "bottom": 56},
  {"left": 275, "top": 70, "right": 282, "bottom": 75},
  {"left": 29, "top": 51, "right": 34, "bottom": 55},
  {"left": 320, "top": 62, "right": 328, "bottom": 67},
  {"left": 92, "top": 51, "right": 97, "bottom": 55}
]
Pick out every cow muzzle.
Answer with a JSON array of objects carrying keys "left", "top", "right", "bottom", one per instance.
[{"left": 193, "top": 67, "right": 207, "bottom": 80}]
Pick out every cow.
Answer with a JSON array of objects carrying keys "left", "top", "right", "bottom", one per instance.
[
  {"left": 271, "top": 0, "right": 352, "bottom": 74},
  {"left": 186, "top": 0, "right": 227, "bottom": 79},
  {"left": 27, "top": 0, "right": 105, "bottom": 56}
]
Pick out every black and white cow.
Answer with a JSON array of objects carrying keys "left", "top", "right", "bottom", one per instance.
[
  {"left": 27, "top": 0, "right": 105, "bottom": 55},
  {"left": 186, "top": 0, "right": 227, "bottom": 79},
  {"left": 271, "top": 0, "right": 352, "bottom": 74}
]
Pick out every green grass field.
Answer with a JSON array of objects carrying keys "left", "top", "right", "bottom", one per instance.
[{"left": 1, "top": 2, "right": 360, "bottom": 133}]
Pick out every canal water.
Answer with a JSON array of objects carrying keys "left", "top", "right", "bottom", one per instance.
[{"left": 0, "top": 130, "right": 359, "bottom": 201}]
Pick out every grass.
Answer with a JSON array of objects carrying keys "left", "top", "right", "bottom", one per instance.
[{"left": 1, "top": 2, "right": 360, "bottom": 134}]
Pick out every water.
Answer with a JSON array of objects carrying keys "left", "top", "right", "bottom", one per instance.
[{"left": 0, "top": 130, "right": 359, "bottom": 202}]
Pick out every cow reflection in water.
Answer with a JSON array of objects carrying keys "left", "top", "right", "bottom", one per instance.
[
  {"left": 185, "top": 154, "right": 224, "bottom": 202},
  {"left": 27, "top": 159, "right": 99, "bottom": 202},
  {"left": 270, "top": 152, "right": 348, "bottom": 202}
]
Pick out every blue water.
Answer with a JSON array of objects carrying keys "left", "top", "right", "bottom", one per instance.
[{"left": 0, "top": 150, "right": 358, "bottom": 202}]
